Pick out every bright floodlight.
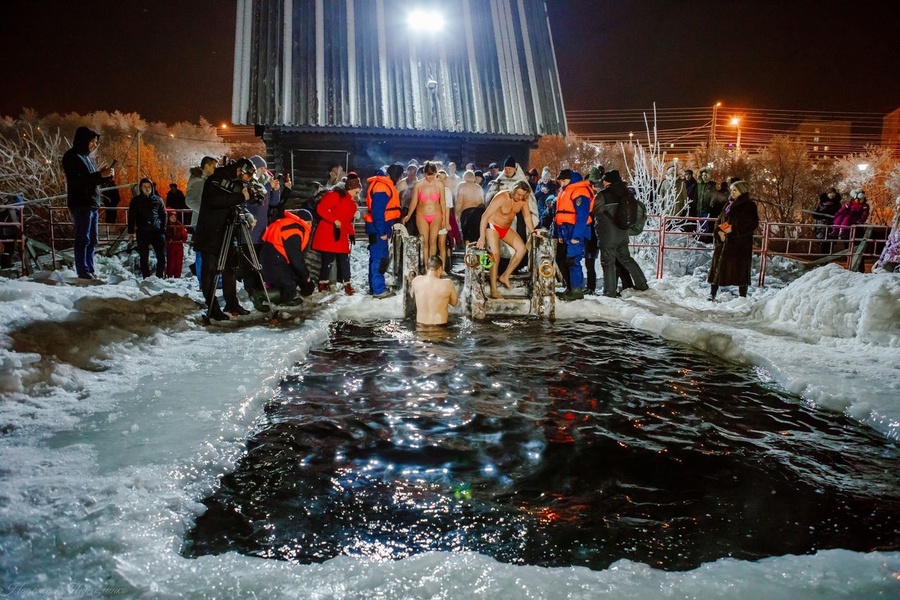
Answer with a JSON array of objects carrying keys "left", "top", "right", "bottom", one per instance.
[
  {"left": 408, "top": 9, "right": 445, "bottom": 32},
  {"left": 857, "top": 163, "right": 870, "bottom": 172}
]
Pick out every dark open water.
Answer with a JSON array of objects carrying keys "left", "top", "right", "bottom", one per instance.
[{"left": 186, "top": 320, "right": 900, "bottom": 570}]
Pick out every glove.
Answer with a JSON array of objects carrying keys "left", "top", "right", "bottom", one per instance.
[
  {"left": 333, "top": 223, "right": 341, "bottom": 241},
  {"left": 349, "top": 235, "right": 356, "bottom": 246}
]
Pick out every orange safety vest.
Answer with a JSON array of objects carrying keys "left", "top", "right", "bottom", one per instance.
[
  {"left": 261, "top": 211, "right": 312, "bottom": 261},
  {"left": 364, "top": 176, "right": 401, "bottom": 223},
  {"left": 555, "top": 180, "right": 594, "bottom": 225}
]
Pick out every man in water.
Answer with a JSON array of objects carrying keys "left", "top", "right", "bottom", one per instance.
[
  {"left": 476, "top": 180, "right": 540, "bottom": 299},
  {"left": 410, "top": 255, "right": 458, "bottom": 325}
]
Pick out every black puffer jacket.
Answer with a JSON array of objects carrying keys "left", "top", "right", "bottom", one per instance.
[
  {"left": 592, "top": 181, "right": 630, "bottom": 247},
  {"left": 128, "top": 192, "right": 167, "bottom": 235}
]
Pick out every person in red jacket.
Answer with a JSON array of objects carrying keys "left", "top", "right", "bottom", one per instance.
[
  {"left": 313, "top": 172, "right": 361, "bottom": 294},
  {"left": 831, "top": 190, "right": 870, "bottom": 240},
  {"left": 164, "top": 208, "right": 188, "bottom": 278}
]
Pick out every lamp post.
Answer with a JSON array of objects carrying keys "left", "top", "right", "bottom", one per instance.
[
  {"left": 711, "top": 102, "right": 721, "bottom": 145},
  {"left": 730, "top": 116, "right": 741, "bottom": 153}
]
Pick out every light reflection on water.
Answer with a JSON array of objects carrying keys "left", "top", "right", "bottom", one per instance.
[{"left": 186, "top": 319, "right": 900, "bottom": 571}]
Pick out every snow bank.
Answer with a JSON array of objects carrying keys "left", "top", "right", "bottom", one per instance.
[{"left": 757, "top": 264, "right": 900, "bottom": 346}]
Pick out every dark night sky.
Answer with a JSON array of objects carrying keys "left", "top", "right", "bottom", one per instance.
[{"left": 1, "top": 0, "right": 897, "bottom": 126}]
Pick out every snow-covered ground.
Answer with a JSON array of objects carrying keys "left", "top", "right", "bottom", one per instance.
[{"left": 0, "top": 250, "right": 898, "bottom": 599}]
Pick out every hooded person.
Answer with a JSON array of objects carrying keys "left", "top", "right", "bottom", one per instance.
[
  {"left": 127, "top": 177, "right": 168, "bottom": 278},
  {"left": 365, "top": 163, "right": 404, "bottom": 298},
  {"left": 62, "top": 126, "right": 115, "bottom": 279},
  {"left": 165, "top": 207, "right": 189, "bottom": 278},
  {"left": 258, "top": 208, "right": 316, "bottom": 307}
]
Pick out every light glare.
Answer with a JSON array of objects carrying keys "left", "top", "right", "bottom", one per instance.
[{"left": 408, "top": 10, "right": 445, "bottom": 32}]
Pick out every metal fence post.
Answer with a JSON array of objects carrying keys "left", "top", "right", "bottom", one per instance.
[
  {"left": 656, "top": 215, "right": 666, "bottom": 280},
  {"left": 758, "top": 221, "right": 769, "bottom": 287}
]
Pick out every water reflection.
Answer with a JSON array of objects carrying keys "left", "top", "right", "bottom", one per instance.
[{"left": 186, "top": 320, "right": 900, "bottom": 570}]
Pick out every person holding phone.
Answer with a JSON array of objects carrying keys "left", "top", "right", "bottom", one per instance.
[{"left": 62, "top": 126, "right": 115, "bottom": 280}]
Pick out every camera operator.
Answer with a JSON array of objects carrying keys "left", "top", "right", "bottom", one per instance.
[
  {"left": 238, "top": 156, "right": 273, "bottom": 301},
  {"left": 193, "top": 158, "right": 257, "bottom": 320}
]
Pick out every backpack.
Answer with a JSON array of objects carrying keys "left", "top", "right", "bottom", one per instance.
[{"left": 614, "top": 188, "right": 646, "bottom": 235}]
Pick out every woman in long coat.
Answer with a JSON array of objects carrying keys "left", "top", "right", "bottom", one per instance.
[{"left": 708, "top": 179, "right": 759, "bottom": 300}]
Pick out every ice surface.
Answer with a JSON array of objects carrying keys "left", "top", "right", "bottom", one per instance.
[{"left": 0, "top": 252, "right": 898, "bottom": 598}]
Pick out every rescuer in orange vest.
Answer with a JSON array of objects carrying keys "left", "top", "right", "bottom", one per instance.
[
  {"left": 365, "top": 163, "right": 404, "bottom": 298},
  {"left": 554, "top": 169, "right": 594, "bottom": 300},
  {"left": 257, "top": 208, "right": 315, "bottom": 306}
]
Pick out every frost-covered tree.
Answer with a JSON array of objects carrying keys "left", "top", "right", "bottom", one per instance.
[
  {"left": 835, "top": 146, "right": 896, "bottom": 225},
  {"left": 749, "top": 136, "right": 818, "bottom": 223},
  {"left": 688, "top": 141, "right": 754, "bottom": 184},
  {"left": 530, "top": 133, "right": 620, "bottom": 177}
]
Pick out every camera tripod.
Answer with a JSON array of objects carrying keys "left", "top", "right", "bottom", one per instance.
[{"left": 204, "top": 207, "right": 274, "bottom": 322}]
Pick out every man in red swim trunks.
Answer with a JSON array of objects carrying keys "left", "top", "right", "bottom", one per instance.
[{"left": 476, "top": 180, "right": 541, "bottom": 299}]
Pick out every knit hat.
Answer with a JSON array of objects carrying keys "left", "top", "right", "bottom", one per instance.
[
  {"left": 557, "top": 169, "right": 573, "bottom": 181},
  {"left": 297, "top": 209, "right": 314, "bottom": 222},
  {"left": 503, "top": 155, "right": 516, "bottom": 169},
  {"left": 602, "top": 170, "right": 622, "bottom": 184},
  {"left": 528, "top": 168, "right": 539, "bottom": 177},
  {"left": 386, "top": 163, "right": 404, "bottom": 182},
  {"left": 249, "top": 155, "right": 267, "bottom": 170},
  {"left": 345, "top": 172, "right": 362, "bottom": 191}
]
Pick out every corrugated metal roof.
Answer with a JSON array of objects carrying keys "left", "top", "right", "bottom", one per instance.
[{"left": 232, "top": 0, "right": 567, "bottom": 138}]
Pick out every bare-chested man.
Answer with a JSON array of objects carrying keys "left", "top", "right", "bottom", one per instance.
[
  {"left": 476, "top": 180, "right": 540, "bottom": 298},
  {"left": 410, "top": 255, "right": 459, "bottom": 325},
  {"left": 456, "top": 170, "right": 486, "bottom": 243}
]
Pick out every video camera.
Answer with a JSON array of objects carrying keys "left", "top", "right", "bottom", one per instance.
[
  {"left": 245, "top": 176, "right": 268, "bottom": 204},
  {"left": 228, "top": 157, "right": 269, "bottom": 205}
]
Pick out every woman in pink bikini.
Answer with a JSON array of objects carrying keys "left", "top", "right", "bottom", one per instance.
[{"left": 404, "top": 161, "right": 447, "bottom": 266}]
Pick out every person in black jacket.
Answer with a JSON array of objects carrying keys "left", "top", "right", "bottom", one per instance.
[
  {"left": 193, "top": 159, "right": 256, "bottom": 320},
  {"left": 127, "top": 178, "right": 167, "bottom": 278},
  {"left": 61, "top": 126, "right": 115, "bottom": 280},
  {"left": 593, "top": 170, "right": 649, "bottom": 298},
  {"left": 165, "top": 183, "right": 188, "bottom": 224}
]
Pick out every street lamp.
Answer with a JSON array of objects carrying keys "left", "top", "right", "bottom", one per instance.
[
  {"left": 711, "top": 102, "right": 721, "bottom": 145},
  {"left": 730, "top": 116, "right": 741, "bottom": 153}
]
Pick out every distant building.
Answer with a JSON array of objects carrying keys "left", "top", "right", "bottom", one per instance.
[
  {"left": 231, "top": 0, "right": 567, "bottom": 190},
  {"left": 794, "top": 120, "right": 852, "bottom": 158},
  {"left": 882, "top": 108, "right": 900, "bottom": 154}
]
